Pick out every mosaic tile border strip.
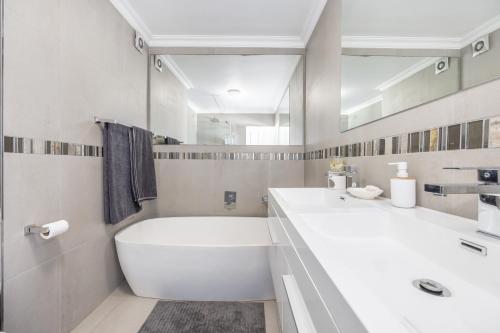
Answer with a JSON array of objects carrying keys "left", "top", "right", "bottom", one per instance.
[
  {"left": 4, "top": 136, "right": 103, "bottom": 157},
  {"left": 154, "top": 152, "right": 304, "bottom": 161},
  {"left": 306, "top": 116, "right": 500, "bottom": 160},
  {"left": 3, "top": 136, "right": 304, "bottom": 161}
]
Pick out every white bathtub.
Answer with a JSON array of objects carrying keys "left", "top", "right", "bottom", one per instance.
[{"left": 115, "top": 217, "right": 274, "bottom": 301}]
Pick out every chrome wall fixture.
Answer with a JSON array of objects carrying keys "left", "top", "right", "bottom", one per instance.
[
  {"left": 95, "top": 116, "right": 156, "bottom": 137},
  {"left": 154, "top": 55, "right": 163, "bottom": 72},
  {"left": 134, "top": 31, "right": 146, "bottom": 54},
  {"left": 472, "top": 35, "right": 490, "bottom": 57},
  {"left": 94, "top": 116, "right": 132, "bottom": 127},
  {"left": 24, "top": 224, "right": 49, "bottom": 236},
  {"left": 435, "top": 57, "right": 449, "bottom": 75}
]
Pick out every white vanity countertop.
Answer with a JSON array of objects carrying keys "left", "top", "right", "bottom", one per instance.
[{"left": 269, "top": 188, "right": 500, "bottom": 333}]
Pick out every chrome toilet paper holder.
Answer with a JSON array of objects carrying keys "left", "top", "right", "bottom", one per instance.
[{"left": 24, "top": 224, "right": 49, "bottom": 235}]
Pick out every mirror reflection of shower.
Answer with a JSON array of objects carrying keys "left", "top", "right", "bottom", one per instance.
[
  {"left": 200, "top": 116, "right": 235, "bottom": 145},
  {"left": 149, "top": 54, "right": 304, "bottom": 146}
]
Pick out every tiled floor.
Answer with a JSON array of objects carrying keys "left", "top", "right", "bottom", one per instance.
[{"left": 72, "top": 282, "right": 280, "bottom": 333}]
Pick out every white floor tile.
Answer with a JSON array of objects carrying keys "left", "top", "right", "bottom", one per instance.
[
  {"left": 264, "top": 301, "right": 281, "bottom": 333},
  {"left": 72, "top": 282, "right": 280, "bottom": 333}
]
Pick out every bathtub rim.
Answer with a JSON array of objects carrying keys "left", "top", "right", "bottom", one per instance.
[{"left": 115, "top": 216, "right": 272, "bottom": 248}]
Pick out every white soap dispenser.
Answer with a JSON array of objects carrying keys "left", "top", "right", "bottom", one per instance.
[{"left": 388, "top": 162, "right": 416, "bottom": 208}]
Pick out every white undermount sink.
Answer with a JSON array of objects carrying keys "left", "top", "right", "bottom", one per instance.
[
  {"left": 269, "top": 188, "right": 500, "bottom": 333},
  {"left": 272, "top": 187, "right": 374, "bottom": 210}
]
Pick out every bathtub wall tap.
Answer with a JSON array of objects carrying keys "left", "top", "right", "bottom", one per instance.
[{"left": 224, "top": 191, "right": 237, "bottom": 210}]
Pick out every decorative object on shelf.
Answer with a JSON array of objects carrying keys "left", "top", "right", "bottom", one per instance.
[
  {"left": 154, "top": 55, "right": 163, "bottom": 72},
  {"left": 134, "top": 31, "right": 146, "bottom": 54},
  {"left": 329, "top": 158, "right": 345, "bottom": 172},
  {"left": 472, "top": 35, "right": 490, "bottom": 57},
  {"left": 347, "top": 185, "right": 384, "bottom": 200},
  {"left": 153, "top": 135, "right": 166, "bottom": 145},
  {"left": 328, "top": 158, "right": 347, "bottom": 190},
  {"left": 435, "top": 57, "right": 449, "bottom": 75}
]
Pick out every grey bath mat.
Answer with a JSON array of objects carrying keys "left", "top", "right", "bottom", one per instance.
[{"left": 138, "top": 301, "right": 265, "bottom": 333}]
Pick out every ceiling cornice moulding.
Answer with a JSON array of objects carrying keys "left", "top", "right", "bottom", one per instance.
[
  {"left": 343, "top": 95, "right": 383, "bottom": 115},
  {"left": 160, "top": 56, "right": 194, "bottom": 90},
  {"left": 109, "top": 0, "right": 152, "bottom": 42},
  {"left": 460, "top": 14, "right": 500, "bottom": 47},
  {"left": 301, "top": 0, "right": 328, "bottom": 45},
  {"left": 342, "top": 36, "right": 463, "bottom": 50},
  {"left": 375, "top": 57, "right": 438, "bottom": 92},
  {"left": 343, "top": 14, "right": 500, "bottom": 50},
  {"left": 148, "top": 35, "right": 305, "bottom": 48}
]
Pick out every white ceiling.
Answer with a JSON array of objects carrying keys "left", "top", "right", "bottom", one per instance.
[
  {"left": 168, "top": 55, "right": 301, "bottom": 114},
  {"left": 342, "top": 0, "right": 500, "bottom": 49},
  {"left": 110, "top": 0, "right": 326, "bottom": 47}
]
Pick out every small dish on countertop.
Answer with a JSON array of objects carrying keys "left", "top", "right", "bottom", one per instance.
[{"left": 347, "top": 185, "right": 384, "bottom": 200}]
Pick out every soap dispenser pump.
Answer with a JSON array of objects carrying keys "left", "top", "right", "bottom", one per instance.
[{"left": 388, "top": 162, "right": 416, "bottom": 208}]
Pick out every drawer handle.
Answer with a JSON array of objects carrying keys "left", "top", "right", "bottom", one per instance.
[
  {"left": 268, "top": 222, "right": 279, "bottom": 245},
  {"left": 282, "top": 275, "right": 317, "bottom": 333},
  {"left": 268, "top": 205, "right": 283, "bottom": 245}
]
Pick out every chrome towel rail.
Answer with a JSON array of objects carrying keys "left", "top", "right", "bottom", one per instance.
[{"left": 94, "top": 116, "right": 132, "bottom": 128}]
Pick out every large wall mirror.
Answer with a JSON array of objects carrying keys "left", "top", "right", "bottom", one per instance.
[
  {"left": 149, "top": 54, "right": 304, "bottom": 145},
  {"left": 341, "top": 1, "right": 500, "bottom": 132}
]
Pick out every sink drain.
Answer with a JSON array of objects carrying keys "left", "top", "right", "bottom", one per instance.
[{"left": 412, "top": 279, "right": 451, "bottom": 297}]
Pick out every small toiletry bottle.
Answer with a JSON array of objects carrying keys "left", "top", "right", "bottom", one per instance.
[{"left": 388, "top": 162, "right": 416, "bottom": 208}]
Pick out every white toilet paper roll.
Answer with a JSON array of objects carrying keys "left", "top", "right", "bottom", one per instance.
[{"left": 40, "top": 220, "right": 69, "bottom": 240}]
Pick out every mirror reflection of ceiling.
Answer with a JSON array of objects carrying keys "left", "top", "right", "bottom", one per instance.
[
  {"left": 278, "top": 89, "right": 290, "bottom": 115},
  {"left": 342, "top": 0, "right": 500, "bottom": 48},
  {"left": 166, "top": 55, "right": 300, "bottom": 115},
  {"left": 341, "top": 56, "right": 439, "bottom": 114}
]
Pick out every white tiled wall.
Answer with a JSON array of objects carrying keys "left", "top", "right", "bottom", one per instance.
[{"left": 3, "top": 0, "right": 152, "bottom": 332}]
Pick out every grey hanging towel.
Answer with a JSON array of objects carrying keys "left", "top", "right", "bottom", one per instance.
[
  {"left": 130, "top": 126, "right": 158, "bottom": 204},
  {"left": 103, "top": 123, "right": 141, "bottom": 225}
]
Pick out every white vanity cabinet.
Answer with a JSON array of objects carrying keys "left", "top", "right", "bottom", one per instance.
[
  {"left": 268, "top": 198, "right": 340, "bottom": 333},
  {"left": 268, "top": 188, "right": 500, "bottom": 333},
  {"left": 268, "top": 204, "right": 298, "bottom": 332}
]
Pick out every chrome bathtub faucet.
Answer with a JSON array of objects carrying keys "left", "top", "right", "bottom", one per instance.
[{"left": 424, "top": 167, "right": 500, "bottom": 238}]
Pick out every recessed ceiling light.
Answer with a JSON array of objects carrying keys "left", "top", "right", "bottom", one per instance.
[{"left": 227, "top": 89, "right": 241, "bottom": 96}]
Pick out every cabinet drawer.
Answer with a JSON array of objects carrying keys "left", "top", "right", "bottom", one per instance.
[
  {"left": 282, "top": 275, "right": 313, "bottom": 333},
  {"left": 281, "top": 226, "right": 340, "bottom": 332},
  {"left": 279, "top": 214, "right": 367, "bottom": 333},
  {"left": 269, "top": 203, "right": 339, "bottom": 333}
]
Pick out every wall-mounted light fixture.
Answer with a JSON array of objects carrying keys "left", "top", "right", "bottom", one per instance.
[
  {"left": 435, "top": 57, "right": 449, "bottom": 75},
  {"left": 472, "top": 35, "right": 490, "bottom": 57},
  {"left": 134, "top": 31, "right": 145, "bottom": 54},
  {"left": 154, "top": 55, "right": 163, "bottom": 72}
]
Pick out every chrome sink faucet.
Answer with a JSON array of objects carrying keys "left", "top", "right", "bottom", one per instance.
[
  {"left": 345, "top": 165, "right": 359, "bottom": 188},
  {"left": 424, "top": 167, "right": 500, "bottom": 238}
]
